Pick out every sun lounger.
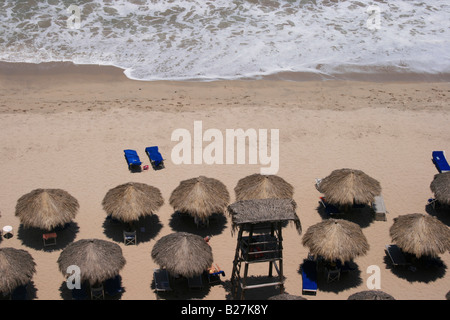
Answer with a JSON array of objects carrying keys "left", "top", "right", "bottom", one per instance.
[
  {"left": 124, "top": 149, "right": 142, "bottom": 170},
  {"left": 123, "top": 230, "right": 137, "bottom": 245},
  {"left": 372, "top": 195, "right": 388, "bottom": 221},
  {"left": 315, "top": 178, "right": 322, "bottom": 191},
  {"left": 90, "top": 284, "right": 104, "bottom": 300},
  {"left": 153, "top": 268, "right": 172, "bottom": 296},
  {"left": 385, "top": 244, "right": 410, "bottom": 267},
  {"left": 326, "top": 267, "right": 340, "bottom": 283},
  {"left": 43, "top": 232, "right": 57, "bottom": 246},
  {"left": 432, "top": 151, "right": 450, "bottom": 173},
  {"left": 301, "top": 260, "right": 317, "bottom": 295},
  {"left": 188, "top": 274, "right": 203, "bottom": 290},
  {"left": 145, "top": 146, "right": 165, "bottom": 169},
  {"left": 319, "top": 197, "right": 341, "bottom": 216}
]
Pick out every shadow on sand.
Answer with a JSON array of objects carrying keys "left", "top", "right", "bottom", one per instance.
[
  {"left": 149, "top": 272, "right": 212, "bottom": 300},
  {"left": 16, "top": 222, "right": 79, "bottom": 252},
  {"left": 102, "top": 214, "right": 163, "bottom": 245},
  {"left": 384, "top": 254, "right": 447, "bottom": 283},
  {"left": 168, "top": 212, "right": 228, "bottom": 237},
  {"left": 316, "top": 202, "right": 376, "bottom": 228}
]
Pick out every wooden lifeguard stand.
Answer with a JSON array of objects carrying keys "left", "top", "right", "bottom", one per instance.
[{"left": 228, "top": 198, "right": 301, "bottom": 300}]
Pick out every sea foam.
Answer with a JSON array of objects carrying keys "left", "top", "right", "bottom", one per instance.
[{"left": 0, "top": 0, "right": 449, "bottom": 81}]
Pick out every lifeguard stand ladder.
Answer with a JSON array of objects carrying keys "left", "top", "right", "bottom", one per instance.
[{"left": 230, "top": 221, "right": 284, "bottom": 300}]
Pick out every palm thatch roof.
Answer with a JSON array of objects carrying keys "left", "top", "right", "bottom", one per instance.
[
  {"left": 430, "top": 172, "right": 450, "bottom": 205},
  {"left": 151, "top": 232, "right": 213, "bottom": 278},
  {"left": 169, "top": 176, "right": 230, "bottom": 222},
  {"left": 102, "top": 182, "right": 164, "bottom": 223},
  {"left": 389, "top": 213, "right": 450, "bottom": 258},
  {"left": 0, "top": 247, "right": 36, "bottom": 293},
  {"left": 347, "top": 290, "right": 395, "bottom": 300},
  {"left": 228, "top": 198, "right": 301, "bottom": 234},
  {"left": 234, "top": 174, "right": 294, "bottom": 201},
  {"left": 15, "top": 188, "right": 79, "bottom": 231},
  {"left": 302, "top": 218, "right": 369, "bottom": 262},
  {"left": 57, "top": 239, "right": 126, "bottom": 285},
  {"left": 268, "top": 293, "right": 307, "bottom": 300},
  {"left": 317, "top": 168, "right": 381, "bottom": 206}
]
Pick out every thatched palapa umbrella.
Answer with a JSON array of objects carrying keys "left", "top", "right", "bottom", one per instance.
[
  {"left": 302, "top": 218, "right": 369, "bottom": 262},
  {"left": 57, "top": 239, "right": 126, "bottom": 285},
  {"left": 0, "top": 247, "right": 36, "bottom": 294},
  {"left": 151, "top": 232, "right": 213, "bottom": 278},
  {"left": 430, "top": 172, "right": 450, "bottom": 205},
  {"left": 347, "top": 290, "right": 395, "bottom": 300},
  {"left": 15, "top": 188, "right": 79, "bottom": 231},
  {"left": 268, "top": 293, "right": 307, "bottom": 300},
  {"left": 317, "top": 168, "right": 381, "bottom": 206},
  {"left": 169, "top": 176, "right": 230, "bottom": 223},
  {"left": 228, "top": 198, "right": 301, "bottom": 234},
  {"left": 102, "top": 182, "right": 164, "bottom": 223},
  {"left": 234, "top": 173, "right": 294, "bottom": 201},
  {"left": 389, "top": 213, "right": 450, "bottom": 258}
]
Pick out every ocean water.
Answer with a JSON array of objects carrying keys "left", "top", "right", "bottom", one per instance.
[{"left": 0, "top": 0, "right": 449, "bottom": 81}]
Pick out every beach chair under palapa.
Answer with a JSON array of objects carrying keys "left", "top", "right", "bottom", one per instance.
[
  {"left": 153, "top": 269, "right": 172, "bottom": 298},
  {"left": 385, "top": 244, "right": 410, "bottom": 267}
]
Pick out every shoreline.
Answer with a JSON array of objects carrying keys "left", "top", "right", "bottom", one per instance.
[
  {"left": 2, "top": 61, "right": 450, "bottom": 83},
  {"left": 1, "top": 61, "right": 449, "bottom": 116}
]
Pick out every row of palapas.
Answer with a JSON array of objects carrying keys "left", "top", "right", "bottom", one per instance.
[
  {"left": 11, "top": 168, "right": 450, "bottom": 230},
  {"left": 1, "top": 212, "right": 450, "bottom": 299},
  {"left": 2, "top": 170, "right": 450, "bottom": 296}
]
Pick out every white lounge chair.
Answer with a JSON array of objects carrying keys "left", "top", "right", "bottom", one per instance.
[
  {"left": 372, "top": 195, "right": 388, "bottom": 221},
  {"left": 315, "top": 178, "right": 322, "bottom": 191}
]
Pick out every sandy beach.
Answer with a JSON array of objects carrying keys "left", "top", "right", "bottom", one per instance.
[{"left": 0, "top": 62, "right": 449, "bottom": 301}]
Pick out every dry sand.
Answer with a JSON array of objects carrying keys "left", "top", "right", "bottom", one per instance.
[{"left": 0, "top": 62, "right": 449, "bottom": 301}]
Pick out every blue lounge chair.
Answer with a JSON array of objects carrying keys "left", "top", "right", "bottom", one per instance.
[
  {"left": 432, "top": 151, "right": 450, "bottom": 173},
  {"left": 301, "top": 260, "right": 317, "bottom": 295},
  {"left": 124, "top": 149, "right": 142, "bottom": 171},
  {"left": 105, "top": 275, "right": 123, "bottom": 297},
  {"left": 145, "top": 146, "right": 164, "bottom": 169}
]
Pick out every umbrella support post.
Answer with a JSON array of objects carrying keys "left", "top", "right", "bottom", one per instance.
[{"left": 230, "top": 222, "right": 284, "bottom": 300}]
